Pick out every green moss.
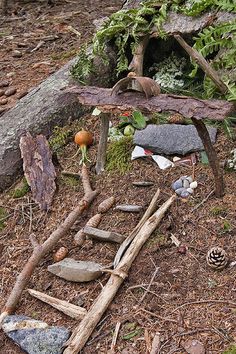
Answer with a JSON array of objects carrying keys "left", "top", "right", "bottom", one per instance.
[
  {"left": 210, "top": 206, "right": 228, "bottom": 216},
  {"left": 51, "top": 49, "right": 77, "bottom": 61},
  {"left": 222, "top": 219, "right": 232, "bottom": 233},
  {"left": 0, "top": 207, "right": 7, "bottom": 231},
  {"left": 11, "top": 177, "right": 30, "bottom": 199},
  {"left": 106, "top": 136, "right": 133, "bottom": 174},
  {"left": 60, "top": 176, "right": 80, "bottom": 189},
  {"left": 49, "top": 125, "right": 73, "bottom": 152},
  {"left": 223, "top": 345, "right": 236, "bottom": 354}
]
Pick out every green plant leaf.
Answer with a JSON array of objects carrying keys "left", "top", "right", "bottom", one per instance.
[{"left": 132, "top": 111, "right": 147, "bottom": 129}]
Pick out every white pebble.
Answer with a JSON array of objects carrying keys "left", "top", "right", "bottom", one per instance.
[
  {"left": 190, "top": 181, "right": 198, "bottom": 189},
  {"left": 173, "top": 156, "right": 181, "bottom": 162},
  {"left": 187, "top": 188, "right": 194, "bottom": 194}
]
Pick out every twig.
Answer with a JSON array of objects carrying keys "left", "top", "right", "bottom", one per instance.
[
  {"left": 150, "top": 332, "right": 161, "bottom": 354},
  {"left": 61, "top": 171, "right": 80, "bottom": 179},
  {"left": 110, "top": 322, "right": 121, "bottom": 353},
  {"left": 191, "top": 190, "right": 215, "bottom": 212},
  {"left": 170, "top": 299, "right": 236, "bottom": 314},
  {"left": 138, "top": 308, "right": 178, "bottom": 324},
  {"left": 139, "top": 265, "right": 159, "bottom": 304}
]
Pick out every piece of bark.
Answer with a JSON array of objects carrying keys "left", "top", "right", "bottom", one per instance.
[
  {"left": 28, "top": 289, "right": 87, "bottom": 320},
  {"left": 83, "top": 226, "right": 125, "bottom": 243},
  {"left": 65, "top": 86, "right": 235, "bottom": 121},
  {"left": 64, "top": 193, "right": 176, "bottom": 353},
  {"left": 128, "top": 35, "right": 150, "bottom": 76},
  {"left": 174, "top": 34, "right": 228, "bottom": 95},
  {"left": 150, "top": 332, "right": 161, "bottom": 354},
  {"left": 20, "top": 132, "right": 56, "bottom": 211},
  {"left": 0, "top": 164, "right": 98, "bottom": 325},
  {"left": 95, "top": 113, "right": 110, "bottom": 174},
  {"left": 115, "top": 205, "right": 143, "bottom": 212}
]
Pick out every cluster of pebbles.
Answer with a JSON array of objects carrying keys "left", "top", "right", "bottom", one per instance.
[{"left": 172, "top": 175, "right": 198, "bottom": 198}]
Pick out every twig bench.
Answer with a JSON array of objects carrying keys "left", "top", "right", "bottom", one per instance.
[{"left": 66, "top": 85, "right": 236, "bottom": 197}]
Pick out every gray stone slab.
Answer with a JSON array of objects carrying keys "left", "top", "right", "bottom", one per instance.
[
  {"left": 48, "top": 258, "right": 103, "bottom": 282},
  {"left": 2, "top": 315, "right": 70, "bottom": 354},
  {"left": 133, "top": 124, "right": 217, "bottom": 155}
]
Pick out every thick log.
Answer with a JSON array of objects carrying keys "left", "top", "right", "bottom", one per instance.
[
  {"left": 28, "top": 289, "right": 87, "bottom": 320},
  {"left": 20, "top": 133, "right": 56, "bottom": 211},
  {"left": 0, "top": 165, "right": 98, "bottom": 325},
  {"left": 64, "top": 193, "right": 176, "bottom": 353},
  {"left": 83, "top": 226, "right": 125, "bottom": 243},
  {"left": 65, "top": 86, "right": 235, "bottom": 121}
]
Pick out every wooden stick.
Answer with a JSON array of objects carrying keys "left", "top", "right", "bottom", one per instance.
[
  {"left": 110, "top": 322, "right": 121, "bottom": 353},
  {"left": 150, "top": 332, "right": 161, "bottom": 354},
  {"left": 191, "top": 118, "right": 224, "bottom": 197},
  {"left": 114, "top": 188, "right": 160, "bottom": 267},
  {"left": 64, "top": 194, "right": 176, "bottom": 353},
  {"left": 128, "top": 35, "right": 150, "bottom": 76},
  {"left": 95, "top": 113, "right": 109, "bottom": 175},
  {"left": 61, "top": 171, "right": 80, "bottom": 179},
  {"left": 83, "top": 226, "right": 125, "bottom": 243},
  {"left": 28, "top": 289, "right": 87, "bottom": 320},
  {"left": 174, "top": 34, "right": 228, "bottom": 95},
  {"left": 0, "top": 164, "right": 98, "bottom": 325}
]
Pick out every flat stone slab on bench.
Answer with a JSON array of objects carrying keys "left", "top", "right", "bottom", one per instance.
[{"left": 134, "top": 124, "right": 217, "bottom": 155}]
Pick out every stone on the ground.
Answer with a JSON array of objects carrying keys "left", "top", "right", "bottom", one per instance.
[
  {"left": 134, "top": 124, "right": 217, "bottom": 155},
  {"left": 2, "top": 315, "right": 70, "bottom": 354},
  {"left": 48, "top": 258, "right": 103, "bottom": 282}
]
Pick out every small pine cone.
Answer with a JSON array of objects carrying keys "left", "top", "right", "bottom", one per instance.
[
  {"left": 86, "top": 213, "right": 102, "bottom": 228},
  {"left": 206, "top": 247, "right": 228, "bottom": 270},
  {"left": 53, "top": 247, "right": 68, "bottom": 262},
  {"left": 168, "top": 113, "right": 185, "bottom": 124},
  {"left": 97, "top": 196, "right": 115, "bottom": 213}
]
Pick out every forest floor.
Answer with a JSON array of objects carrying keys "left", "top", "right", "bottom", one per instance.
[{"left": 0, "top": 1, "right": 236, "bottom": 354}]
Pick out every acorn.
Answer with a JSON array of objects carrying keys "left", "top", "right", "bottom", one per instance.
[
  {"left": 168, "top": 113, "right": 185, "bottom": 124},
  {"left": 97, "top": 197, "right": 115, "bottom": 213},
  {"left": 53, "top": 247, "right": 68, "bottom": 262},
  {"left": 206, "top": 247, "right": 228, "bottom": 270}
]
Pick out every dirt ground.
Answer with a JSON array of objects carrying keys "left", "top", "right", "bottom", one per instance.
[{"left": 0, "top": 1, "right": 236, "bottom": 354}]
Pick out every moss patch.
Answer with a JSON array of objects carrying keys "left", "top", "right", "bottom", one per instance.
[
  {"left": 0, "top": 207, "right": 7, "bottom": 231},
  {"left": 11, "top": 177, "right": 30, "bottom": 199},
  {"left": 106, "top": 137, "right": 133, "bottom": 174}
]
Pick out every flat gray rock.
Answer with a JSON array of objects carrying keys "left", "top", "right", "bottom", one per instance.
[
  {"left": 133, "top": 124, "right": 217, "bottom": 155},
  {"left": 48, "top": 258, "right": 103, "bottom": 282},
  {"left": 2, "top": 315, "right": 70, "bottom": 354}
]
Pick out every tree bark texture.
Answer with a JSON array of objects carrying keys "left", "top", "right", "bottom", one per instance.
[
  {"left": 95, "top": 113, "right": 110, "bottom": 174},
  {"left": 65, "top": 86, "right": 235, "bottom": 121}
]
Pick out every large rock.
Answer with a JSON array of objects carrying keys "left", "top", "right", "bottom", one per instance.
[
  {"left": 0, "top": 59, "right": 81, "bottom": 192},
  {"left": 133, "top": 124, "right": 217, "bottom": 155},
  {"left": 2, "top": 315, "right": 70, "bottom": 354},
  {"left": 48, "top": 258, "right": 103, "bottom": 282}
]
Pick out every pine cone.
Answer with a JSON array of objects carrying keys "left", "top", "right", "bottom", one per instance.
[
  {"left": 168, "top": 113, "right": 185, "bottom": 124},
  {"left": 206, "top": 247, "right": 228, "bottom": 270}
]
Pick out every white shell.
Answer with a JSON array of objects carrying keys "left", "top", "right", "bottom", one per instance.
[{"left": 190, "top": 181, "right": 198, "bottom": 189}]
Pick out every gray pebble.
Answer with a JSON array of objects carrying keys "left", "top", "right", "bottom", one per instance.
[
  {"left": 180, "top": 175, "right": 188, "bottom": 181},
  {"left": 12, "top": 50, "right": 22, "bottom": 58},
  {"left": 183, "top": 179, "right": 190, "bottom": 189},
  {"left": 172, "top": 179, "right": 183, "bottom": 191},
  {"left": 187, "top": 188, "right": 194, "bottom": 194},
  {"left": 186, "top": 176, "right": 193, "bottom": 183},
  {"left": 0, "top": 80, "right": 9, "bottom": 88},
  {"left": 175, "top": 187, "right": 186, "bottom": 196},
  {"left": 181, "top": 190, "right": 190, "bottom": 198},
  {"left": 0, "top": 89, "right": 4, "bottom": 97},
  {"left": 5, "top": 87, "right": 17, "bottom": 97}
]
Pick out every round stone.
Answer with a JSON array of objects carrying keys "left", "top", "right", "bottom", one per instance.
[
  {"left": 175, "top": 187, "right": 186, "bottom": 196},
  {"left": 186, "top": 176, "right": 193, "bottom": 183},
  {"left": 190, "top": 181, "right": 198, "bottom": 189},
  {"left": 172, "top": 179, "right": 183, "bottom": 191},
  {"left": 0, "top": 98, "right": 8, "bottom": 105},
  {"left": 12, "top": 50, "right": 22, "bottom": 58},
  {"left": 186, "top": 188, "right": 194, "bottom": 194},
  {"left": 4, "top": 87, "right": 17, "bottom": 97},
  {"left": 183, "top": 179, "right": 190, "bottom": 189},
  {"left": 180, "top": 190, "right": 190, "bottom": 198}
]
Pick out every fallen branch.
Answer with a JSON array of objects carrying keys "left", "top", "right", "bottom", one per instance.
[
  {"left": 0, "top": 164, "right": 98, "bottom": 325},
  {"left": 28, "top": 289, "right": 87, "bottom": 320},
  {"left": 84, "top": 226, "right": 125, "bottom": 243},
  {"left": 64, "top": 193, "right": 176, "bottom": 353}
]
